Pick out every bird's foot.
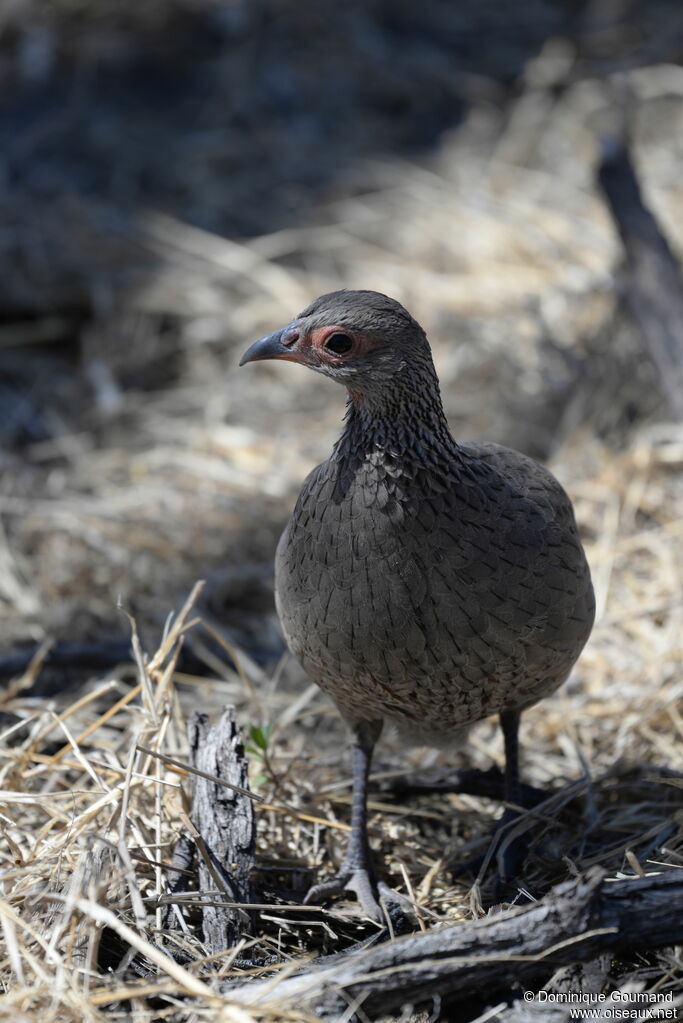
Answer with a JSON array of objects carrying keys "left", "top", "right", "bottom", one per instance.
[
  {"left": 304, "top": 861, "right": 385, "bottom": 922},
  {"left": 450, "top": 807, "right": 532, "bottom": 893}
]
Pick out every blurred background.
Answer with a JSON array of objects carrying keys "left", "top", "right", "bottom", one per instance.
[{"left": 1, "top": 0, "right": 682, "bottom": 714}]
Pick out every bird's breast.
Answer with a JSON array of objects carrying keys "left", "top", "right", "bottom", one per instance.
[{"left": 274, "top": 454, "right": 593, "bottom": 730}]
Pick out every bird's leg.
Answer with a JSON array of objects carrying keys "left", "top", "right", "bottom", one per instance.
[
  {"left": 495, "top": 709, "right": 528, "bottom": 880},
  {"left": 304, "top": 718, "right": 384, "bottom": 921},
  {"left": 450, "top": 709, "right": 532, "bottom": 884},
  {"left": 501, "top": 709, "right": 521, "bottom": 808}
]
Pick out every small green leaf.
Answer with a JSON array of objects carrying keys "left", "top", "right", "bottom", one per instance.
[{"left": 248, "top": 723, "right": 270, "bottom": 751}]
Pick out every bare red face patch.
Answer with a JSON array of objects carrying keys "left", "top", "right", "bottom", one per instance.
[{"left": 309, "top": 325, "right": 383, "bottom": 364}]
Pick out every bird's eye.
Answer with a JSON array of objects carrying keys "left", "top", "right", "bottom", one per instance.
[{"left": 324, "top": 333, "right": 353, "bottom": 355}]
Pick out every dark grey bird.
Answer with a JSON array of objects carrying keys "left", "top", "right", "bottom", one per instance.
[{"left": 240, "top": 290, "right": 595, "bottom": 920}]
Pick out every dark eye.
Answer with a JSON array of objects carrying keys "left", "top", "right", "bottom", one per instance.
[{"left": 324, "top": 333, "right": 353, "bottom": 355}]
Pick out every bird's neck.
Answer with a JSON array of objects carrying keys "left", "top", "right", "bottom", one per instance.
[{"left": 335, "top": 367, "right": 459, "bottom": 468}]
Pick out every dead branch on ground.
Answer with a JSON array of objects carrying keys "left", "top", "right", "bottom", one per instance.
[{"left": 224, "top": 868, "right": 683, "bottom": 1019}]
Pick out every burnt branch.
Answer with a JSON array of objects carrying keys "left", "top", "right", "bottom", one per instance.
[
  {"left": 223, "top": 868, "right": 683, "bottom": 1019},
  {"left": 167, "top": 707, "right": 256, "bottom": 954}
]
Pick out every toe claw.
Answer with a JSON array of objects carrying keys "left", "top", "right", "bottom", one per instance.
[
  {"left": 303, "top": 876, "right": 346, "bottom": 905},
  {"left": 304, "top": 865, "right": 384, "bottom": 922},
  {"left": 346, "top": 868, "right": 383, "bottom": 922}
]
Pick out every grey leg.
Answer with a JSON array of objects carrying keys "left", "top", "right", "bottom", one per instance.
[
  {"left": 304, "top": 719, "right": 384, "bottom": 921},
  {"left": 501, "top": 709, "right": 521, "bottom": 807},
  {"left": 450, "top": 709, "right": 531, "bottom": 884},
  {"left": 496, "top": 709, "right": 529, "bottom": 881}
]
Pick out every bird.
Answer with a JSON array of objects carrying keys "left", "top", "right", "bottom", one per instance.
[{"left": 240, "top": 289, "right": 595, "bottom": 920}]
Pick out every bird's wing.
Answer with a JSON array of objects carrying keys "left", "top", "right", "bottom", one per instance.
[{"left": 459, "top": 441, "right": 582, "bottom": 537}]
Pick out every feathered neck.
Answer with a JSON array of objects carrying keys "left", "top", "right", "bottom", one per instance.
[{"left": 333, "top": 359, "right": 460, "bottom": 470}]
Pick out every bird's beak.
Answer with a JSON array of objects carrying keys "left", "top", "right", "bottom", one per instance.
[{"left": 239, "top": 327, "right": 304, "bottom": 367}]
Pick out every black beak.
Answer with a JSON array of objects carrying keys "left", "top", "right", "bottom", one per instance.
[{"left": 239, "top": 329, "right": 294, "bottom": 367}]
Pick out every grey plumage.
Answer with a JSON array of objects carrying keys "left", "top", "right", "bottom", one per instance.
[{"left": 274, "top": 295, "right": 593, "bottom": 734}]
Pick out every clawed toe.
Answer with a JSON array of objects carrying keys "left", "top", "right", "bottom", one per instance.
[{"left": 304, "top": 865, "right": 384, "bottom": 922}]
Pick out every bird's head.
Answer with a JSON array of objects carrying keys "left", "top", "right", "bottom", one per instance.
[{"left": 239, "top": 290, "right": 433, "bottom": 400}]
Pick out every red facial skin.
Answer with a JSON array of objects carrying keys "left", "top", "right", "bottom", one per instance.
[
  {"left": 262, "top": 324, "right": 382, "bottom": 406},
  {"left": 296, "top": 324, "right": 381, "bottom": 366}
]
